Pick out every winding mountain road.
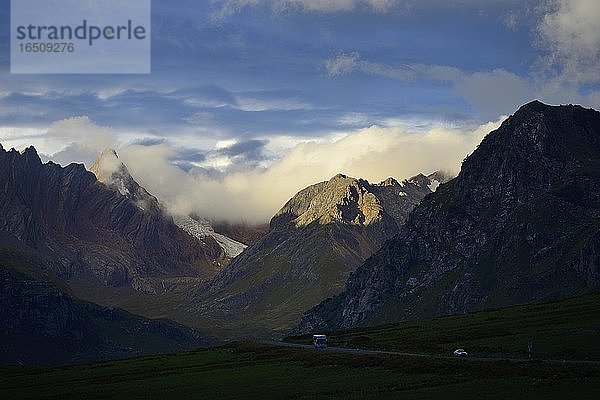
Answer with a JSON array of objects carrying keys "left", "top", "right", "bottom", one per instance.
[{"left": 260, "top": 340, "right": 600, "bottom": 366}]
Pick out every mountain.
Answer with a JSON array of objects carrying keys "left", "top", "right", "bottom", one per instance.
[
  {"left": 297, "top": 101, "right": 600, "bottom": 333},
  {"left": 173, "top": 215, "right": 247, "bottom": 259},
  {"left": 0, "top": 255, "right": 206, "bottom": 366},
  {"left": 0, "top": 145, "right": 224, "bottom": 295},
  {"left": 91, "top": 149, "right": 247, "bottom": 259},
  {"left": 212, "top": 220, "right": 270, "bottom": 246},
  {"left": 90, "top": 149, "right": 162, "bottom": 214},
  {"left": 189, "top": 172, "right": 449, "bottom": 337}
]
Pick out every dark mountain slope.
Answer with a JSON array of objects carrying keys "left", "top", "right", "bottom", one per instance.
[
  {"left": 0, "top": 145, "right": 224, "bottom": 294},
  {"left": 90, "top": 148, "right": 244, "bottom": 260},
  {"left": 298, "top": 101, "right": 600, "bottom": 333},
  {"left": 0, "top": 256, "right": 206, "bottom": 366},
  {"left": 212, "top": 221, "right": 270, "bottom": 246}
]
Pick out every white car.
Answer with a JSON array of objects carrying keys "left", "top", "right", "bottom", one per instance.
[
  {"left": 453, "top": 349, "right": 468, "bottom": 357},
  {"left": 313, "top": 334, "right": 327, "bottom": 349}
]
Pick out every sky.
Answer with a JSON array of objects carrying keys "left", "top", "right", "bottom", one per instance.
[{"left": 1, "top": 0, "right": 599, "bottom": 222}]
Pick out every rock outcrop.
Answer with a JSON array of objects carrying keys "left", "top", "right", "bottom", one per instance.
[
  {"left": 91, "top": 148, "right": 246, "bottom": 259},
  {"left": 190, "top": 172, "right": 447, "bottom": 337},
  {"left": 297, "top": 101, "right": 600, "bottom": 333}
]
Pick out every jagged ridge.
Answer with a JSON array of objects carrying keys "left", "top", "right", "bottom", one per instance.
[
  {"left": 189, "top": 171, "right": 447, "bottom": 337},
  {"left": 297, "top": 101, "right": 600, "bottom": 333},
  {"left": 91, "top": 149, "right": 247, "bottom": 259},
  {"left": 0, "top": 145, "right": 224, "bottom": 294}
]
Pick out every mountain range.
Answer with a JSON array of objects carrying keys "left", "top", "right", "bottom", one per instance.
[
  {"left": 297, "top": 101, "right": 600, "bottom": 333},
  {"left": 0, "top": 145, "right": 226, "bottom": 363},
  {"left": 188, "top": 171, "right": 449, "bottom": 337},
  {"left": 2, "top": 100, "right": 600, "bottom": 364},
  {"left": 90, "top": 148, "right": 247, "bottom": 260},
  {"left": 0, "top": 145, "right": 225, "bottom": 293}
]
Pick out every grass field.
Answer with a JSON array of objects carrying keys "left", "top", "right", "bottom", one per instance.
[
  {"left": 287, "top": 294, "right": 600, "bottom": 361},
  {"left": 2, "top": 294, "right": 600, "bottom": 399},
  {"left": 1, "top": 342, "right": 599, "bottom": 399}
]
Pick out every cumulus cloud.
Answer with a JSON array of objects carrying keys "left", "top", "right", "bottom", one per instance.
[
  {"left": 19, "top": 114, "right": 504, "bottom": 224},
  {"left": 117, "top": 117, "right": 504, "bottom": 223},
  {"left": 44, "top": 117, "right": 119, "bottom": 167},
  {"left": 536, "top": 0, "right": 600, "bottom": 85}
]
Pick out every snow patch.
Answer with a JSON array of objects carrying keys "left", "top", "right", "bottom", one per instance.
[
  {"left": 428, "top": 180, "right": 440, "bottom": 192},
  {"left": 173, "top": 215, "right": 247, "bottom": 258},
  {"left": 115, "top": 179, "right": 131, "bottom": 197}
]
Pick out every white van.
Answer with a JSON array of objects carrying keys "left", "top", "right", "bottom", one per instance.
[{"left": 313, "top": 334, "right": 327, "bottom": 349}]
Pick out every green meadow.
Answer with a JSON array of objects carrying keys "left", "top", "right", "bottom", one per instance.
[
  {"left": 287, "top": 294, "right": 600, "bottom": 361},
  {"left": 2, "top": 294, "right": 600, "bottom": 399}
]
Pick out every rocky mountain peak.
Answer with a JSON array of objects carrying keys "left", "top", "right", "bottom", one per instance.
[
  {"left": 0, "top": 144, "right": 227, "bottom": 294},
  {"left": 456, "top": 101, "right": 600, "bottom": 213},
  {"left": 331, "top": 173, "right": 349, "bottom": 180},
  {"left": 90, "top": 149, "right": 160, "bottom": 213},
  {"left": 297, "top": 102, "right": 600, "bottom": 334},
  {"left": 272, "top": 172, "right": 439, "bottom": 231},
  {"left": 19, "top": 145, "right": 42, "bottom": 164},
  {"left": 379, "top": 177, "right": 400, "bottom": 187},
  {"left": 89, "top": 150, "right": 245, "bottom": 260},
  {"left": 91, "top": 148, "right": 128, "bottom": 185},
  {"left": 197, "top": 168, "right": 447, "bottom": 335},
  {"left": 272, "top": 174, "right": 383, "bottom": 228},
  {"left": 407, "top": 173, "right": 429, "bottom": 188}
]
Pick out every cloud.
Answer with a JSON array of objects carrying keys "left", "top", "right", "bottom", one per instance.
[
  {"left": 19, "top": 113, "right": 504, "bottom": 224},
  {"left": 214, "top": 0, "right": 398, "bottom": 19},
  {"left": 44, "top": 117, "right": 119, "bottom": 167},
  {"left": 536, "top": 0, "right": 600, "bottom": 85},
  {"left": 337, "top": 112, "right": 371, "bottom": 127},
  {"left": 218, "top": 139, "right": 268, "bottom": 158},
  {"left": 453, "top": 69, "right": 532, "bottom": 119},
  {"left": 116, "top": 117, "right": 504, "bottom": 223},
  {"left": 184, "top": 139, "right": 270, "bottom": 173},
  {"left": 131, "top": 137, "right": 168, "bottom": 146},
  {"left": 325, "top": 52, "right": 361, "bottom": 76},
  {"left": 325, "top": 53, "right": 463, "bottom": 81},
  {"left": 235, "top": 96, "right": 312, "bottom": 112},
  {"left": 0, "top": 126, "right": 48, "bottom": 154},
  {"left": 325, "top": 53, "right": 531, "bottom": 118},
  {"left": 501, "top": 10, "right": 519, "bottom": 31}
]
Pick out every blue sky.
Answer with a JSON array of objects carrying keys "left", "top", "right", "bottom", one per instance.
[{"left": 1, "top": 0, "right": 599, "bottom": 221}]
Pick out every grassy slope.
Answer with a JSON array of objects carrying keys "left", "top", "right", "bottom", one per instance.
[
  {"left": 0, "top": 257, "right": 206, "bottom": 365},
  {"left": 287, "top": 294, "right": 600, "bottom": 361},
  {"left": 65, "top": 225, "right": 360, "bottom": 340},
  {"left": 1, "top": 342, "right": 599, "bottom": 400}
]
